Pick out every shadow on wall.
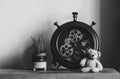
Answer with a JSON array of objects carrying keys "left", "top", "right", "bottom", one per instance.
[
  {"left": 100, "top": 0, "right": 120, "bottom": 71},
  {"left": 0, "top": 21, "right": 55, "bottom": 69},
  {"left": 22, "top": 21, "right": 55, "bottom": 69}
]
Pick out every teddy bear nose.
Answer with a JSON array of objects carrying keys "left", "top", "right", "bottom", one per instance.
[{"left": 92, "top": 55, "right": 94, "bottom": 57}]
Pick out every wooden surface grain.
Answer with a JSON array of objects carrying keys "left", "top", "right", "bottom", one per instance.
[{"left": 0, "top": 68, "right": 119, "bottom": 79}]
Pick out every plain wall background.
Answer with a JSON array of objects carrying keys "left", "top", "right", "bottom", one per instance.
[
  {"left": 100, "top": 0, "right": 120, "bottom": 71},
  {"left": 0, "top": 0, "right": 100, "bottom": 69}
]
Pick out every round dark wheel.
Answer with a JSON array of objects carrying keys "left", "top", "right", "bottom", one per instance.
[{"left": 50, "top": 13, "right": 100, "bottom": 69}]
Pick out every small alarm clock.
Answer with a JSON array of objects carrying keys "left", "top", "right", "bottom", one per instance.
[{"left": 50, "top": 12, "right": 100, "bottom": 69}]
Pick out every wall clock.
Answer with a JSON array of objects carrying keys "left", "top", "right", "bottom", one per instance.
[{"left": 50, "top": 12, "right": 100, "bottom": 69}]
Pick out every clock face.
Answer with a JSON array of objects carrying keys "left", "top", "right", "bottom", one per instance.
[{"left": 51, "top": 21, "right": 100, "bottom": 69}]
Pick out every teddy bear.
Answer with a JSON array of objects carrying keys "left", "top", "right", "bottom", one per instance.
[{"left": 80, "top": 48, "right": 103, "bottom": 72}]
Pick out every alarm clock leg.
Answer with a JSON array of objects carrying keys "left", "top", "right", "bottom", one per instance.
[{"left": 56, "top": 63, "right": 61, "bottom": 69}]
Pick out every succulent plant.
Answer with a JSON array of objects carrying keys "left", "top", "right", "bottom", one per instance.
[{"left": 31, "top": 36, "right": 45, "bottom": 54}]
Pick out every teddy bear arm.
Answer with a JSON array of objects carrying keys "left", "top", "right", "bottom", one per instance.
[
  {"left": 80, "top": 58, "right": 87, "bottom": 67},
  {"left": 96, "top": 60, "right": 103, "bottom": 71}
]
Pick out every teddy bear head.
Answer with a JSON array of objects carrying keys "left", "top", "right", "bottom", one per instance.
[{"left": 87, "top": 48, "right": 101, "bottom": 59}]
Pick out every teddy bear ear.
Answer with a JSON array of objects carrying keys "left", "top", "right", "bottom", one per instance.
[
  {"left": 88, "top": 48, "right": 93, "bottom": 52},
  {"left": 98, "top": 51, "right": 101, "bottom": 57}
]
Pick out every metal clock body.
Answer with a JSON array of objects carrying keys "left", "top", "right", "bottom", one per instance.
[{"left": 50, "top": 12, "right": 100, "bottom": 69}]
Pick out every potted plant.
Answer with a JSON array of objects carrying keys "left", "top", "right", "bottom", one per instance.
[{"left": 31, "top": 36, "right": 47, "bottom": 71}]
